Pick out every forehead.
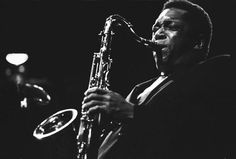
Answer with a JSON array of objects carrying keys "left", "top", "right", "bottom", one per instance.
[{"left": 155, "top": 8, "right": 188, "bottom": 23}]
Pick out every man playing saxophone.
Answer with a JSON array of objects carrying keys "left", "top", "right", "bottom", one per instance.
[{"left": 82, "top": 0, "right": 236, "bottom": 159}]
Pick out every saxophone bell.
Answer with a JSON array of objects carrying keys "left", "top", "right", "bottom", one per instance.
[{"left": 33, "top": 109, "right": 78, "bottom": 140}]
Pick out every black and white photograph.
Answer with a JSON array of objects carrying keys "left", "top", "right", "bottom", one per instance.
[{"left": 1, "top": 0, "right": 236, "bottom": 159}]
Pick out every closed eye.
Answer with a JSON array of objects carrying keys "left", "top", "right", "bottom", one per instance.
[{"left": 152, "top": 20, "right": 183, "bottom": 33}]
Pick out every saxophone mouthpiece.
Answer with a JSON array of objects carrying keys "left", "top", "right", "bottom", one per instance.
[{"left": 143, "top": 39, "right": 165, "bottom": 52}]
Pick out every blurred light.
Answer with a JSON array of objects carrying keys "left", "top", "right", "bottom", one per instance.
[
  {"left": 18, "top": 65, "right": 26, "bottom": 73},
  {"left": 6, "top": 53, "right": 29, "bottom": 66},
  {"left": 5, "top": 68, "right": 11, "bottom": 76}
]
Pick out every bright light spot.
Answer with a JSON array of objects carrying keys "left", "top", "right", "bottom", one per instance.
[
  {"left": 6, "top": 53, "right": 29, "bottom": 66},
  {"left": 20, "top": 97, "right": 28, "bottom": 108}
]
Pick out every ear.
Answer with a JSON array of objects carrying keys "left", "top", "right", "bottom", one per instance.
[
  {"left": 193, "top": 40, "right": 204, "bottom": 50},
  {"left": 193, "top": 34, "right": 205, "bottom": 50}
]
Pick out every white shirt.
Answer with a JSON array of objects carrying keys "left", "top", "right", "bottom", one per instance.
[{"left": 137, "top": 74, "right": 168, "bottom": 104}]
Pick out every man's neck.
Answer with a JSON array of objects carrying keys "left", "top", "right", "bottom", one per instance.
[{"left": 158, "top": 51, "right": 205, "bottom": 75}]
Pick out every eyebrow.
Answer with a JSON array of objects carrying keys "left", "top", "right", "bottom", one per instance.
[
  {"left": 163, "top": 17, "right": 182, "bottom": 22},
  {"left": 156, "top": 16, "right": 182, "bottom": 24},
  {"left": 153, "top": 19, "right": 182, "bottom": 27}
]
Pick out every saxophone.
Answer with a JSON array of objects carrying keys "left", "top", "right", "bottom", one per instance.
[
  {"left": 76, "top": 14, "right": 159, "bottom": 159},
  {"left": 76, "top": 14, "right": 113, "bottom": 159},
  {"left": 33, "top": 14, "right": 160, "bottom": 159}
]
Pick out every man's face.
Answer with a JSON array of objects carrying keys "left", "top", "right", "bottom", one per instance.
[{"left": 152, "top": 8, "right": 194, "bottom": 68}]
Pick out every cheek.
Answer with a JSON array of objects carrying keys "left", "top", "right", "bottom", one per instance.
[
  {"left": 168, "top": 32, "right": 184, "bottom": 51},
  {"left": 166, "top": 31, "right": 178, "bottom": 47},
  {"left": 162, "top": 32, "right": 179, "bottom": 62},
  {"left": 168, "top": 31, "right": 178, "bottom": 38}
]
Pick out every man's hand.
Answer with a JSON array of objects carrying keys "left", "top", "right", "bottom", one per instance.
[{"left": 82, "top": 87, "right": 134, "bottom": 120}]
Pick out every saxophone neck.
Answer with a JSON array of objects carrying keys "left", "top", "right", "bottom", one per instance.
[{"left": 105, "top": 14, "right": 159, "bottom": 51}]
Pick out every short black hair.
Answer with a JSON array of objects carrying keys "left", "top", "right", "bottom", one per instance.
[{"left": 163, "top": 0, "right": 213, "bottom": 57}]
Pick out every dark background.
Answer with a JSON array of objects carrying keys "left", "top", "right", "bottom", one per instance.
[{"left": 0, "top": 0, "right": 235, "bottom": 159}]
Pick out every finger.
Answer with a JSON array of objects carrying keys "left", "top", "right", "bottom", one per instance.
[
  {"left": 84, "top": 87, "right": 110, "bottom": 96},
  {"left": 82, "top": 93, "right": 105, "bottom": 104},
  {"left": 82, "top": 100, "right": 106, "bottom": 110},
  {"left": 87, "top": 105, "right": 107, "bottom": 115}
]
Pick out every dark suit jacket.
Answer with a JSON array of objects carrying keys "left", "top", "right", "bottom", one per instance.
[{"left": 98, "top": 55, "right": 236, "bottom": 159}]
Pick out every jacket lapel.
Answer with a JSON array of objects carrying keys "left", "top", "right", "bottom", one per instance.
[{"left": 145, "top": 79, "right": 174, "bottom": 105}]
